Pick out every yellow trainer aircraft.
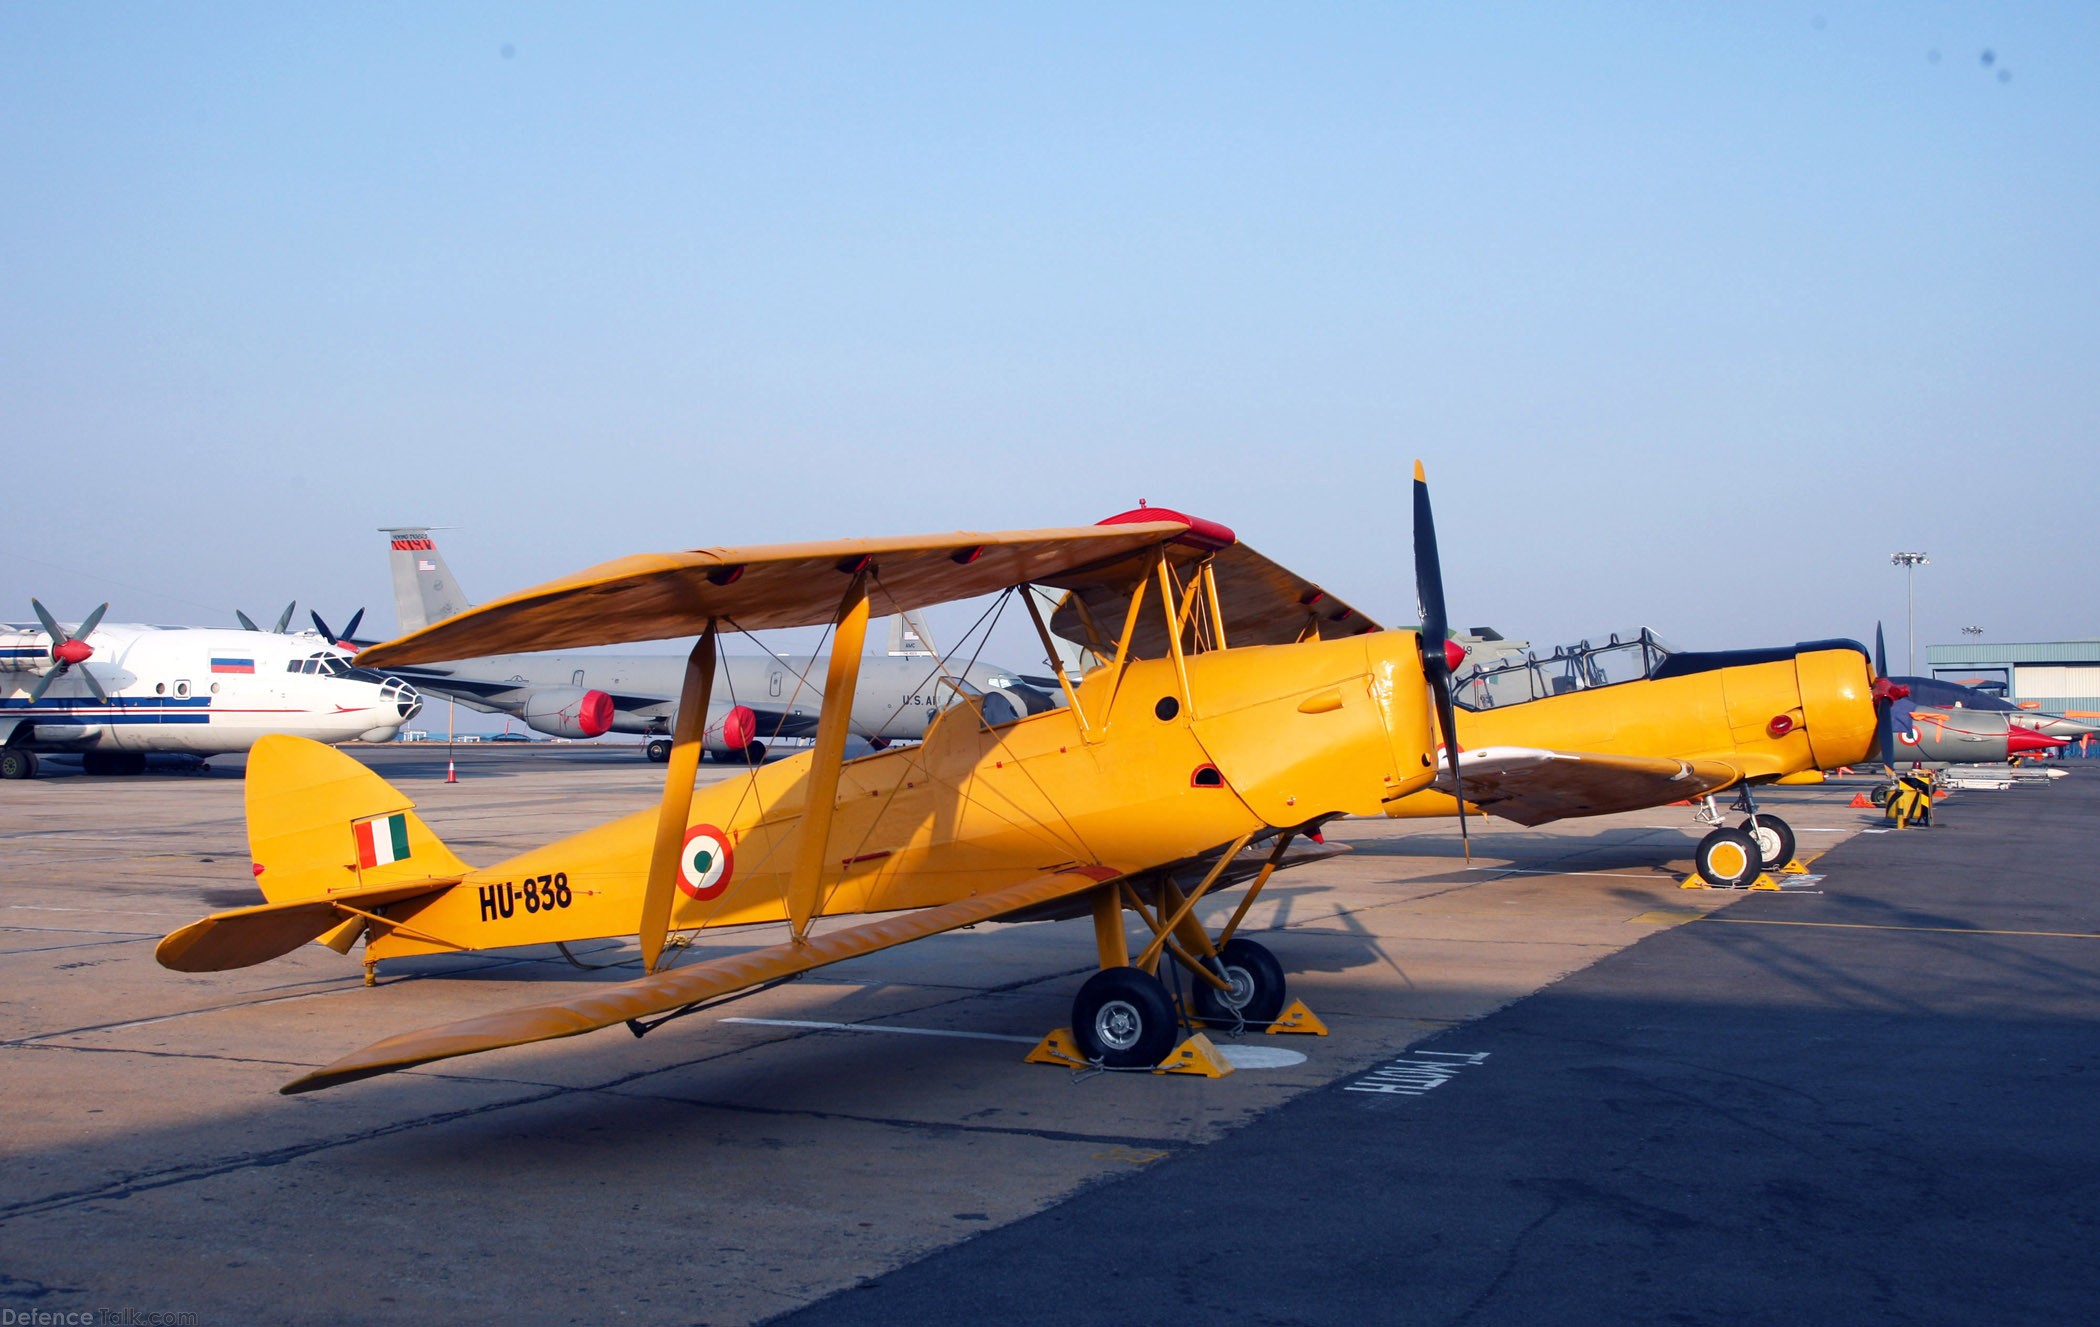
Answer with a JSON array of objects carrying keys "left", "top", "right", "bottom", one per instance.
[
  {"left": 159, "top": 467, "right": 1489, "bottom": 1093},
  {"left": 1381, "top": 627, "right": 1884, "bottom": 886}
]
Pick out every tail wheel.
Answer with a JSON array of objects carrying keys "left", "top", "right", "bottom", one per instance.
[
  {"left": 1192, "top": 938, "right": 1288, "bottom": 1027},
  {"left": 1739, "top": 814, "right": 1796, "bottom": 870},
  {"left": 0, "top": 748, "right": 37, "bottom": 780},
  {"left": 1695, "top": 828, "right": 1762, "bottom": 888},
  {"left": 1071, "top": 966, "right": 1178, "bottom": 1068}
]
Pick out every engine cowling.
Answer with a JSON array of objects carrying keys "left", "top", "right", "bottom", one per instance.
[
  {"left": 521, "top": 687, "right": 615, "bottom": 740},
  {"left": 700, "top": 704, "right": 759, "bottom": 757}
]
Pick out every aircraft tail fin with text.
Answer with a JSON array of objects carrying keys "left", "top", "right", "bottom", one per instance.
[
  {"left": 381, "top": 526, "right": 472, "bottom": 635},
  {"left": 155, "top": 736, "right": 471, "bottom": 972}
]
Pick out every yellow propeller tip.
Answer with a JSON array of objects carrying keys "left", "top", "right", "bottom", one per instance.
[{"left": 1413, "top": 459, "right": 1426, "bottom": 482}]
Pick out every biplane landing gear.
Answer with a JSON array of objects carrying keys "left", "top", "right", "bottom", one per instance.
[
  {"left": 1191, "top": 938, "right": 1287, "bottom": 1027},
  {"left": 1693, "top": 827, "right": 1762, "bottom": 888},
  {"left": 1071, "top": 967, "right": 1178, "bottom": 1068}
]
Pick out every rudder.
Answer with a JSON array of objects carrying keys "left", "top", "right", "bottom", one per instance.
[{"left": 246, "top": 734, "right": 470, "bottom": 902}]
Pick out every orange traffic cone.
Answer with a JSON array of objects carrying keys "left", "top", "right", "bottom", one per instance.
[
  {"left": 1848, "top": 791, "right": 1872, "bottom": 808},
  {"left": 446, "top": 759, "right": 458, "bottom": 784}
]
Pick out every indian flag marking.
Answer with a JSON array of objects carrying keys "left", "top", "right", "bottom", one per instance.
[
  {"left": 354, "top": 813, "right": 411, "bottom": 869},
  {"left": 677, "top": 824, "right": 734, "bottom": 901}
]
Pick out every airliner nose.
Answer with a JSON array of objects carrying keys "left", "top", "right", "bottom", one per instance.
[{"left": 382, "top": 676, "right": 422, "bottom": 723}]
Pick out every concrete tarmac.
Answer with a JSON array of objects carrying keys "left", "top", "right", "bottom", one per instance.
[
  {"left": 2, "top": 744, "right": 1916, "bottom": 1324},
  {"left": 781, "top": 767, "right": 2100, "bottom": 1326}
]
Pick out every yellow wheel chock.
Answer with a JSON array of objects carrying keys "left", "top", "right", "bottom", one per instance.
[
  {"left": 1264, "top": 999, "right": 1328, "bottom": 1036},
  {"left": 1023, "top": 1027, "right": 1237, "bottom": 1077}
]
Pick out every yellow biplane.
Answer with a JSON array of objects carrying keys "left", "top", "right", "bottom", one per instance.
[
  {"left": 1381, "top": 627, "right": 1886, "bottom": 886},
  {"left": 159, "top": 467, "right": 1487, "bottom": 1092}
]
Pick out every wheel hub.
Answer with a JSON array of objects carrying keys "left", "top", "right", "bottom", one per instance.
[{"left": 1094, "top": 999, "right": 1143, "bottom": 1051}]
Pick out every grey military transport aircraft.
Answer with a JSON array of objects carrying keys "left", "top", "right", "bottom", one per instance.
[{"left": 366, "top": 528, "right": 1053, "bottom": 761}]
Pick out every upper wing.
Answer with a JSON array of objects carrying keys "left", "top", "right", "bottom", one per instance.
[
  {"left": 281, "top": 865, "right": 1120, "bottom": 1094},
  {"left": 1050, "top": 541, "right": 1384, "bottom": 661},
  {"left": 1428, "top": 746, "right": 1743, "bottom": 826},
  {"left": 358, "top": 523, "right": 1198, "bottom": 667}
]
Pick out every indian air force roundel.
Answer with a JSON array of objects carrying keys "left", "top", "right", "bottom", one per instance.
[{"left": 677, "top": 824, "right": 734, "bottom": 900}]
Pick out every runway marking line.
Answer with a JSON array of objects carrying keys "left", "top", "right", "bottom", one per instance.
[
  {"left": 721, "top": 1016, "right": 1039, "bottom": 1044},
  {"left": 1697, "top": 917, "right": 2100, "bottom": 941}
]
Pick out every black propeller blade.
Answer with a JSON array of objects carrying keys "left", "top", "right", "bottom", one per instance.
[
  {"left": 311, "top": 608, "right": 368, "bottom": 646},
  {"left": 1871, "top": 621, "right": 1906, "bottom": 769},
  {"left": 1412, "top": 461, "right": 1470, "bottom": 860}
]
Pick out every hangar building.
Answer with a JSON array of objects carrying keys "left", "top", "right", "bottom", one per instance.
[{"left": 1927, "top": 640, "right": 2100, "bottom": 756}]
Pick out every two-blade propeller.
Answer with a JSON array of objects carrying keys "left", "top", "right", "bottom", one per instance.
[
  {"left": 1412, "top": 462, "right": 1472, "bottom": 860},
  {"left": 310, "top": 608, "right": 367, "bottom": 648},
  {"left": 28, "top": 599, "right": 110, "bottom": 702}
]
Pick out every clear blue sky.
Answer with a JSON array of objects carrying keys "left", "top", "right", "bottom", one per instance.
[{"left": 5, "top": 4, "right": 2095, "bottom": 676}]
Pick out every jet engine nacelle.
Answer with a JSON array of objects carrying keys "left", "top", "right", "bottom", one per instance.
[{"left": 520, "top": 687, "right": 615, "bottom": 740}]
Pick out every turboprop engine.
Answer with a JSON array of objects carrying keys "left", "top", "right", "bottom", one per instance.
[{"left": 520, "top": 687, "right": 615, "bottom": 740}]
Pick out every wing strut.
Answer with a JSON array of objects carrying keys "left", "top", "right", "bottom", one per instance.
[
  {"left": 639, "top": 621, "right": 719, "bottom": 974},
  {"left": 786, "top": 567, "right": 872, "bottom": 940}
]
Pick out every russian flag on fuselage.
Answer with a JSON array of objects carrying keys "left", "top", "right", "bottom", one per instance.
[
  {"left": 210, "top": 657, "right": 255, "bottom": 674},
  {"left": 353, "top": 813, "right": 411, "bottom": 869}
]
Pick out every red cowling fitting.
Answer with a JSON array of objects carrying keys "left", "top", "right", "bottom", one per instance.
[
  {"left": 722, "top": 704, "right": 758, "bottom": 750},
  {"left": 53, "top": 639, "right": 93, "bottom": 665},
  {"left": 1443, "top": 639, "right": 1467, "bottom": 672},
  {"left": 576, "top": 690, "right": 615, "bottom": 739}
]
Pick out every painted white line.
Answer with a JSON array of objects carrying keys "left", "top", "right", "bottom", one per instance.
[
  {"left": 1463, "top": 867, "right": 1675, "bottom": 880},
  {"left": 720, "top": 1017, "right": 1311, "bottom": 1069},
  {"left": 1217, "top": 1045, "right": 1307, "bottom": 1069},
  {"left": 720, "top": 1017, "right": 1040, "bottom": 1045}
]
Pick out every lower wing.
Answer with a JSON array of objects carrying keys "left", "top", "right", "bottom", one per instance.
[
  {"left": 282, "top": 864, "right": 1121, "bottom": 1094},
  {"left": 1433, "top": 746, "right": 1743, "bottom": 826}
]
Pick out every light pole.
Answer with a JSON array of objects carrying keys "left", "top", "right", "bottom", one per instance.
[{"left": 1891, "top": 551, "right": 1929, "bottom": 674}]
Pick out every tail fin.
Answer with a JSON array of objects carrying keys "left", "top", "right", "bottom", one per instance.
[
  {"left": 156, "top": 736, "right": 469, "bottom": 971},
  {"left": 380, "top": 526, "right": 471, "bottom": 634},
  {"left": 886, "top": 611, "right": 938, "bottom": 657}
]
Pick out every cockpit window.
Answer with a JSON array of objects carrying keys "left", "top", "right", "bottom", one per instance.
[
  {"left": 293, "top": 653, "right": 356, "bottom": 677},
  {"left": 1453, "top": 628, "right": 1676, "bottom": 712}
]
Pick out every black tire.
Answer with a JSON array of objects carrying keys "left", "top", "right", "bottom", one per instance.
[
  {"left": 1192, "top": 937, "right": 1288, "bottom": 1027},
  {"left": 1694, "top": 827, "right": 1762, "bottom": 888},
  {"left": 644, "top": 739, "right": 672, "bottom": 763},
  {"left": 1071, "top": 967, "right": 1179, "bottom": 1068},
  {"left": 1739, "top": 814, "right": 1795, "bottom": 870},
  {"left": 0, "top": 748, "right": 36, "bottom": 780},
  {"left": 743, "top": 741, "right": 767, "bottom": 764}
]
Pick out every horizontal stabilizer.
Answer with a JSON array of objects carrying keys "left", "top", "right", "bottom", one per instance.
[
  {"left": 1426, "top": 746, "right": 1742, "bottom": 826},
  {"left": 156, "top": 878, "right": 460, "bottom": 972},
  {"left": 282, "top": 864, "right": 1119, "bottom": 1094}
]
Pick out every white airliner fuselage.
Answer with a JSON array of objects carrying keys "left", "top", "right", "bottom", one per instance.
[{"left": 1, "top": 622, "right": 422, "bottom": 777}]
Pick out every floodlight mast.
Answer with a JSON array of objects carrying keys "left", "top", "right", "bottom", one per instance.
[{"left": 1891, "top": 552, "right": 1929, "bottom": 674}]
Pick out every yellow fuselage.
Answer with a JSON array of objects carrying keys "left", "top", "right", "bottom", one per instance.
[
  {"left": 1385, "top": 644, "right": 1878, "bottom": 819},
  {"left": 370, "top": 631, "right": 1440, "bottom": 960}
]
